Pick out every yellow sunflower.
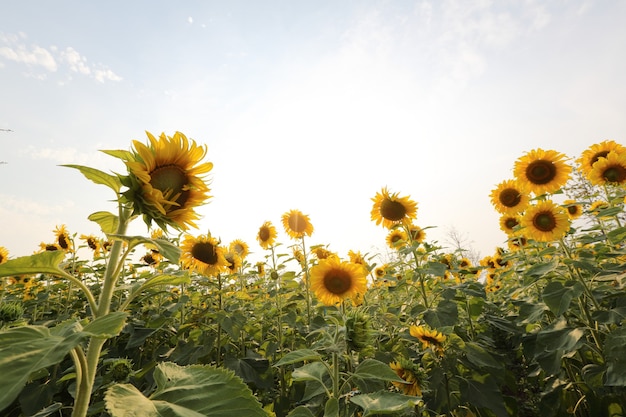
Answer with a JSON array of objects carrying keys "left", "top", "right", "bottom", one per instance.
[
  {"left": 123, "top": 131, "right": 213, "bottom": 230},
  {"left": 490, "top": 180, "right": 529, "bottom": 214},
  {"left": 587, "top": 151, "right": 626, "bottom": 186},
  {"left": 499, "top": 213, "right": 521, "bottom": 235},
  {"left": 577, "top": 140, "right": 626, "bottom": 177},
  {"left": 386, "top": 228, "right": 407, "bottom": 249},
  {"left": 513, "top": 148, "right": 572, "bottom": 195},
  {"left": 309, "top": 257, "right": 368, "bottom": 306},
  {"left": 312, "top": 246, "right": 336, "bottom": 260},
  {"left": 140, "top": 251, "right": 163, "bottom": 266},
  {"left": 390, "top": 360, "right": 424, "bottom": 396},
  {"left": 257, "top": 221, "right": 277, "bottom": 249},
  {"left": 562, "top": 200, "right": 583, "bottom": 220},
  {"left": 292, "top": 247, "right": 305, "bottom": 265},
  {"left": 39, "top": 242, "right": 61, "bottom": 252},
  {"left": 224, "top": 251, "right": 243, "bottom": 273},
  {"left": 371, "top": 187, "right": 418, "bottom": 229},
  {"left": 229, "top": 239, "right": 250, "bottom": 259},
  {"left": 409, "top": 325, "right": 446, "bottom": 354},
  {"left": 54, "top": 225, "right": 73, "bottom": 252},
  {"left": 507, "top": 235, "right": 528, "bottom": 251},
  {"left": 407, "top": 224, "right": 426, "bottom": 243},
  {"left": 521, "top": 200, "right": 571, "bottom": 242},
  {"left": 0, "top": 246, "right": 8, "bottom": 264},
  {"left": 180, "top": 234, "right": 229, "bottom": 276},
  {"left": 256, "top": 262, "right": 266, "bottom": 277},
  {"left": 80, "top": 234, "right": 102, "bottom": 257},
  {"left": 282, "top": 209, "right": 314, "bottom": 239}
]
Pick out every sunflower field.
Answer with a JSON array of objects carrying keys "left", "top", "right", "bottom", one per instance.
[{"left": 0, "top": 133, "right": 625, "bottom": 417}]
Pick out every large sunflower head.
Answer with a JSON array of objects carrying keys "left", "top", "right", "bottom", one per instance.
[
  {"left": 513, "top": 148, "right": 572, "bottom": 195},
  {"left": 562, "top": 199, "right": 583, "bottom": 220},
  {"left": 521, "top": 200, "right": 571, "bottom": 242},
  {"left": 490, "top": 180, "right": 529, "bottom": 214},
  {"left": 180, "top": 234, "right": 229, "bottom": 276},
  {"left": 257, "top": 221, "right": 277, "bottom": 249},
  {"left": 0, "top": 246, "right": 8, "bottom": 264},
  {"left": 282, "top": 209, "right": 314, "bottom": 239},
  {"left": 409, "top": 325, "right": 446, "bottom": 355},
  {"left": 123, "top": 131, "right": 213, "bottom": 231},
  {"left": 389, "top": 359, "right": 424, "bottom": 397},
  {"left": 577, "top": 140, "right": 626, "bottom": 178},
  {"left": 587, "top": 151, "right": 626, "bottom": 186},
  {"left": 371, "top": 187, "right": 418, "bottom": 229},
  {"left": 309, "top": 257, "right": 368, "bottom": 306}
]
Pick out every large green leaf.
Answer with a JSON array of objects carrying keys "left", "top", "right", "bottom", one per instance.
[
  {"left": 459, "top": 373, "right": 507, "bottom": 417},
  {"left": 292, "top": 362, "right": 330, "bottom": 386},
  {"left": 542, "top": 281, "right": 583, "bottom": 316},
  {"left": 105, "top": 362, "right": 266, "bottom": 417},
  {"left": 0, "top": 325, "right": 85, "bottom": 412},
  {"left": 352, "top": 359, "right": 406, "bottom": 383},
  {"left": 62, "top": 164, "right": 121, "bottom": 193},
  {"left": 286, "top": 406, "right": 316, "bottom": 417},
  {"left": 88, "top": 211, "right": 120, "bottom": 235},
  {"left": 274, "top": 349, "right": 322, "bottom": 367},
  {"left": 349, "top": 391, "right": 420, "bottom": 416},
  {"left": 82, "top": 312, "right": 128, "bottom": 338},
  {"left": 324, "top": 397, "right": 339, "bottom": 417},
  {"left": 0, "top": 251, "right": 66, "bottom": 278},
  {"left": 525, "top": 259, "right": 558, "bottom": 279},
  {"left": 424, "top": 299, "right": 458, "bottom": 328},
  {"left": 604, "top": 328, "right": 626, "bottom": 386}
]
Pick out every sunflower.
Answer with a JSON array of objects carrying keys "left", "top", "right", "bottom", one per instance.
[
  {"left": 39, "top": 242, "right": 61, "bottom": 252},
  {"left": 292, "top": 247, "right": 305, "bottom": 265},
  {"left": 371, "top": 187, "right": 418, "bottom": 229},
  {"left": 508, "top": 235, "right": 528, "bottom": 251},
  {"left": 499, "top": 213, "right": 521, "bottom": 235},
  {"left": 141, "top": 251, "right": 163, "bottom": 266},
  {"left": 224, "top": 251, "right": 243, "bottom": 272},
  {"left": 54, "top": 225, "right": 72, "bottom": 252},
  {"left": 80, "top": 234, "right": 102, "bottom": 257},
  {"left": 257, "top": 221, "right": 277, "bottom": 249},
  {"left": 490, "top": 180, "right": 529, "bottom": 214},
  {"left": 521, "top": 200, "right": 570, "bottom": 242},
  {"left": 407, "top": 224, "right": 426, "bottom": 243},
  {"left": 390, "top": 360, "right": 424, "bottom": 396},
  {"left": 282, "top": 209, "right": 314, "bottom": 239},
  {"left": 577, "top": 140, "right": 626, "bottom": 177},
  {"left": 0, "top": 246, "right": 8, "bottom": 264},
  {"left": 229, "top": 239, "right": 250, "bottom": 259},
  {"left": 562, "top": 200, "right": 583, "bottom": 220},
  {"left": 409, "top": 325, "right": 446, "bottom": 354},
  {"left": 180, "top": 234, "right": 229, "bottom": 276},
  {"left": 312, "top": 246, "right": 336, "bottom": 260},
  {"left": 256, "top": 262, "right": 266, "bottom": 277},
  {"left": 386, "top": 228, "right": 407, "bottom": 249},
  {"left": 123, "top": 131, "right": 213, "bottom": 230},
  {"left": 588, "top": 151, "right": 626, "bottom": 186},
  {"left": 513, "top": 148, "right": 571, "bottom": 195},
  {"left": 309, "top": 257, "right": 368, "bottom": 306},
  {"left": 374, "top": 265, "right": 387, "bottom": 279}
]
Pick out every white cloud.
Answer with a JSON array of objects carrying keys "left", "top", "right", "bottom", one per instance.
[
  {"left": 0, "top": 44, "right": 57, "bottom": 71},
  {"left": 19, "top": 145, "right": 114, "bottom": 167},
  {"left": 93, "top": 67, "right": 122, "bottom": 83},
  {"left": 188, "top": 16, "right": 193, "bottom": 24},
  {"left": 61, "top": 46, "right": 91, "bottom": 75}
]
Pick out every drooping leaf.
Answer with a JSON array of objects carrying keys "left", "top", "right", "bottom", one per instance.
[
  {"left": 82, "top": 312, "right": 128, "bottom": 338},
  {"left": 536, "top": 318, "right": 585, "bottom": 353},
  {"left": 0, "top": 251, "right": 67, "bottom": 278},
  {"left": 349, "top": 391, "right": 420, "bottom": 416},
  {"left": 424, "top": 299, "right": 458, "bottom": 328},
  {"left": 88, "top": 211, "right": 120, "bottom": 235},
  {"left": 542, "top": 281, "right": 583, "bottom": 316},
  {"left": 464, "top": 342, "right": 503, "bottom": 371},
  {"left": 459, "top": 373, "right": 508, "bottom": 417},
  {"left": 292, "top": 362, "right": 330, "bottom": 387},
  {"left": 274, "top": 349, "right": 322, "bottom": 367},
  {"left": 604, "top": 328, "right": 626, "bottom": 386},
  {"left": 136, "top": 274, "right": 191, "bottom": 294},
  {"left": 525, "top": 259, "right": 558, "bottom": 279},
  {"left": 62, "top": 164, "right": 121, "bottom": 193},
  {"left": 106, "top": 362, "right": 266, "bottom": 417},
  {"left": 352, "top": 359, "right": 406, "bottom": 383}
]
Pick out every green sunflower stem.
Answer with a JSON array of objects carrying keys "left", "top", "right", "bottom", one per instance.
[
  {"left": 72, "top": 205, "right": 131, "bottom": 417},
  {"left": 301, "top": 236, "right": 312, "bottom": 327}
]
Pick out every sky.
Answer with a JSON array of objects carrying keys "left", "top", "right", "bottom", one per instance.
[{"left": 1, "top": 0, "right": 625, "bottom": 266}]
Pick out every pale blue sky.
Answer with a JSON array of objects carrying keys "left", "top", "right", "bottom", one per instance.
[{"left": 1, "top": 1, "right": 625, "bottom": 264}]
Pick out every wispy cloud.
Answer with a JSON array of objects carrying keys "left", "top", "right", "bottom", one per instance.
[
  {"left": 19, "top": 145, "right": 117, "bottom": 167},
  {"left": 0, "top": 32, "right": 122, "bottom": 83}
]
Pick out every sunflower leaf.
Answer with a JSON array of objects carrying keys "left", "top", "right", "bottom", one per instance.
[
  {"left": 348, "top": 391, "right": 420, "bottom": 416},
  {"left": 88, "top": 211, "right": 120, "bottom": 235},
  {"left": 101, "top": 149, "right": 134, "bottom": 161},
  {"left": 0, "top": 251, "right": 67, "bottom": 278},
  {"left": 105, "top": 362, "right": 266, "bottom": 417},
  {"left": 62, "top": 164, "right": 121, "bottom": 193},
  {"left": 135, "top": 274, "right": 190, "bottom": 294},
  {"left": 273, "top": 349, "right": 322, "bottom": 367},
  {"left": 352, "top": 359, "right": 406, "bottom": 383}
]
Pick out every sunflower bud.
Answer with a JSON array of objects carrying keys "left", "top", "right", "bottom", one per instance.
[
  {"left": 107, "top": 358, "right": 134, "bottom": 382},
  {"left": 346, "top": 310, "right": 374, "bottom": 355}
]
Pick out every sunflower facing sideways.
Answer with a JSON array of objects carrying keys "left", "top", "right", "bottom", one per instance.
[
  {"left": 562, "top": 199, "right": 583, "bottom": 220},
  {"left": 309, "top": 257, "right": 368, "bottom": 306},
  {"left": 390, "top": 359, "right": 425, "bottom": 397},
  {"left": 386, "top": 228, "right": 407, "bottom": 249},
  {"left": 587, "top": 151, "right": 626, "bottom": 186},
  {"left": 577, "top": 140, "right": 626, "bottom": 178},
  {"left": 499, "top": 213, "right": 521, "bottom": 235},
  {"left": 521, "top": 200, "right": 570, "bottom": 242},
  {"left": 281, "top": 209, "right": 314, "bottom": 239},
  {"left": 0, "top": 246, "right": 8, "bottom": 264},
  {"left": 371, "top": 187, "right": 418, "bottom": 229},
  {"left": 410, "top": 325, "right": 446, "bottom": 355},
  {"left": 513, "top": 148, "right": 571, "bottom": 196},
  {"left": 490, "top": 180, "right": 529, "bottom": 215},
  {"left": 180, "top": 234, "right": 229, "bottom": 277},
  {"left": 257, "top": 221, "right": 277, "bottom": 249},
  {"left": 122, "top": 131, "right": 213, "bottom": 230},
  {"left": 54, "top": 225, "right": 73, "bottom": 252}
]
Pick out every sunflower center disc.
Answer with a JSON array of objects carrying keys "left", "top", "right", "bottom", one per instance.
[
  {"left": 191, "top": 242, "right": 218, "bottom": 265},
  {"left": 533, "top": 212, "right": 556, "bottom": 232},
  {"left": 150, "top": 165, "right": 190, "bottom": 206},
  {"left": 324, "top": 272, "right": 351, "bottom": 294},
  {"left": 288, "top": 214, "right": 307, "bottom": 233},
  {"left": 499, "top": 188, "right": 521, "bottom": 207},
  {"left": 526, "top": 160, "right": 556, "bottom": 185},
  {"left": 505, "top": 218, "right": 519, "bottom": 229},
  {"left": 380, "top": 199, "right": 407, "bottom": 221},
  {"left": 258, "top": 227, "right": 270, "bottom": 242},
  {"left": 603, "top": 165, "right": 626, "bottom": 183}
]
